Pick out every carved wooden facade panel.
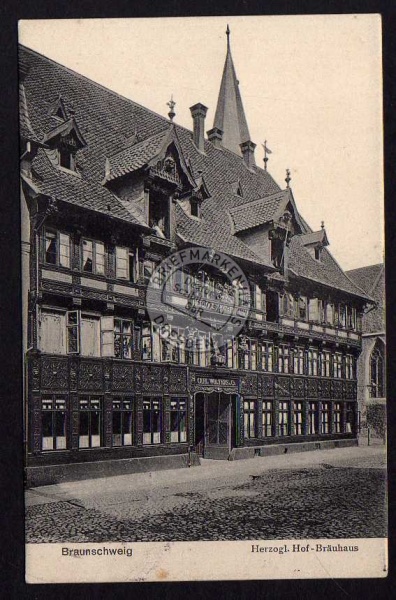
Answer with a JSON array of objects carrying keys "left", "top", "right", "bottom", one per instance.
[
  {"left": 293, "top": 377, "right": 305, "bottom": 398},
  {"left": 241, "top": 373, "right": 258, "bottom": 396},
  {"left": 169, "top": 367, "right": 187, "bottom": 394},
  {"left": 306, "top": 378, "right": 318, "bottom": 398},
  {"left": 32, "top": 393, "right": 42, "bottom": 452},
  {"left": 30, "top": 357, "right": 41, "bottom": 391},
  {"left": 142, "top": 365, "right": 163, "bottom": 393},
  {"left": 41, "top": 357, "right": 69, "bottom": 390},
  {"left": 275, "top": 376, "right": 291, "bottom": 397},
  {"left": 321, "top": 379, "right": 331, "bottom": 398},
  {"left": 332, "top": 380, "right": 343, "bottom": 399},
  {"left": 345, "top": 381, "right": 356, "bottom": 399},
  {"left": 261, "top": 375, "right": 274, "bottom": 397},
  {"left": 79, "top": 361, "right": 103, "bottom": 390},
  {"left": 112, "top": 363, "right": 134, "bottom": 392}
]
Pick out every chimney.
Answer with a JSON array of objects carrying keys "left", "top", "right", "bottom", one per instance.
[
  {"left": 207, "top": 127, "right": 223, "bottom": 149},
  {"left": 240, "top": 140, "right": 256, "bottom": 169},
  {"left": 190, "top": 103, "right": 208, "bottom": 152}
]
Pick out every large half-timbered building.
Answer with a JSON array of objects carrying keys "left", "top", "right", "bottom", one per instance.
[{"left": 20, "top": 34, "right": 372, "bottom": 486}]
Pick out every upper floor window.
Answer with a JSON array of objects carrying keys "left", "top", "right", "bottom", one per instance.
[
  {"left": 44, "top": 229, "right": 70, "bottom": 268},
  {"left": 116, "top": 247, "right": 136, "bottom": 281},
  {"left": 333, "top": 353, "right": 343, "bottom": 378},
  {"left": 271, "top": 237, "right": 284, "bottom": 269},
  {"left": 82, "top": 239, "right": 105, "bottom": 275},
  {"left": 307, "top": 348, "right": 319, "bottom": 376},
  {"left": 149, "top": 189, "right": 170, "bottom": 238},
  {"left": 293, "top": 347, "right": 304, "bottom": 375},
  {"left": 277, "top": 345, "right": 290, "bottom": 374},
  {"left": 320, "top": 351, "right": 331, "bottom": 377},
  {"left": 325, "top": 302, "right": 334, "bottom": 326},
  {"left": 260, "top": 342, "right": 274, "bottom": 372},
  {"left": 345, "top": 354, "right": 355, "bottom": 380},
  {"left": 238, "top": 337, "right": 257, "bottom": 370},
  {"left": 309, "top": 298, "right": 324, "bottom": 323},
  {"left": 297, "top": 296, "right": 307, "bottom": 321}
]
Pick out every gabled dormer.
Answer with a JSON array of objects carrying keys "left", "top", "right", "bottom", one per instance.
[
  {"left": 105, "top": 125, "right": 197, "bottom": 241},
  {"left": 49, "top": 95, "right": 69, "bottom": 122},
  {"left": 231, "top": 179, "right": 244, "bottom": 198},
  {"left": 43, "top": 114, "right": 87, "bottom": 174},
  {"left": 299, "top": 226, "right": 329, "bottom": 262}
]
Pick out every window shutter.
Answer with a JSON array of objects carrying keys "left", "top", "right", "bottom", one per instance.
[
  {"left": 101, "top": 316, "right": 114, "bottom": 357},
  {"left": 40, "top": 311, "right": 66, "bottom": 354}
]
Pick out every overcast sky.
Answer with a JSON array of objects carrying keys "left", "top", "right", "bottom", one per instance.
[{"left": 19, "top": 15, "right": 383, "bottom": 271}]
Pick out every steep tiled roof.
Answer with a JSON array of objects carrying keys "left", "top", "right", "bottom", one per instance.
[
  {"left": 346, "top": 264, "right": 384, "bottom": 295},
  {"left": 19, "top": 45, "right": 370, "bottom": 300},
  {"left": 299, "top": 229, "right": 328, "bottom": 246},
  {"left": 19, "top": 82, "right": 44, "bottom": 145},
  {"left": 107, "top": 128, "right": 169, "bottom": 180},
  {"left": 229, "top": 190, "right": 289, "bottom": 233},
  {"left": 289, "top": 236, "right": 372, "bottom": 300}
]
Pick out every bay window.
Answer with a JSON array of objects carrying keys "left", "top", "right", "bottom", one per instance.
[
  {"left": 278, "top": 401, "right": 290, "bottom": 436},
  {"left": 41, "top": 395, "right": 67, "bottom": 450},
  {"left": 321, "top": 402, "right": 330, "bottom": 434},
  {"left": 262, "top": 401, "right": 273, "bottom": 437},
  {"left": 293, "top": 401, "right": 303, "bottom": 435},
  {"left": 143, "top": 398, "right": 162, "bottom": 444},
  {"left": 243, "top": 400, "right": 256, "bottom": 439},
  {"left": 333, "top": 402, "right": 342, "bottom": 433},
  {"left": 170, "top": 398, "right": 187, "bottom": 442},
  {"left": 112, "top": 397, "right": 133, "bottom": 446},
  {"left": 79, "top": 396, "right": 102, "bottom": 448}
]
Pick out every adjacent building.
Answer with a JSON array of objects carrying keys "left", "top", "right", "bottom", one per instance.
[
  {"left": 347, "top": 264, "right": 386, "bottom": 440},
  {"left": 20, "top": 32, "right": 373, "bottom": 486}
]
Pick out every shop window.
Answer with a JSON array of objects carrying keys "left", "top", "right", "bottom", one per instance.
[
  {"left": 79, "top": 397, "right": 102, "bottom": 448},
  {"left": 308, "top": 402, "right": 318, "bottom": 434},
  {"left": 116, "top": 246, "right": 136, "bottom": 281},
  {"left": 293, "top": 347, "right": 304, "bottom": 375},
  {"left": 170, "top": 398, "right": 187, "bottom": 443},
  {"left": 307, "top": 348, "right": 319, "bottom": 376},
  {"left": 333, "top": 353, "right": 343, "bottom": 379},
  {"left": 262, "top": 401, "right": 273, "bottom": 437},
  {"left": 321, "top": 402, "right": 330, "bottom": 434},
  {"left": 277, "top": 345, "right": 290, "bottom": 374},
  {"left": 82, "top": 239, "right": 105, "bottom": 275},
  {"left": 370, "top": 342, "right": 385, "bottom": 398},
  {"left": 260, "top": 342, "right": 274, "bottom": 372},
  {"left": 112, "top": 398, "right": 133, "bottom": 446},
  {"left": 243, "top": 400, "right": 256, "bottom": 439},
  {"left": 320, "top": 351, "right": 331, "bottom": 377},
  {"left": 333, "top": 402, "right": 342, "bottom": 433},
  {"left": 44, "top": 230, "right": 70, "bottom": 268},
  {"left": 143, "top": 398, "right": 162, "bottom": 444},
  {"left": 41, "top": 396, "right": 67, "bottom": 450},
  {"left": 293, "top": 401, "right": 303, "bottom": 435},
  {"left": 278, "top": 401, "right": 289, "bottom": 436}
]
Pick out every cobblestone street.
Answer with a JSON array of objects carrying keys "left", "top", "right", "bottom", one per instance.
[{"left": 26, "top": 446, "right": 387, "bottom": 543}]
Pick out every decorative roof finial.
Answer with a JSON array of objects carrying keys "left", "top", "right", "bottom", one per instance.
[
  {"left": 262, "top": 140, "right": 272, "bottom": 171},
  {"left": 167, "top": 95, "right": 176, "bottom": 122},
  {"left": 321, "top": 220, "right": 325, "bottom": 230},
  {"left": 285, "top": 168, "right": 291, "bottom": 188},
  {"left": 226, "top": 24, "right": 230, "bottom": 50}
]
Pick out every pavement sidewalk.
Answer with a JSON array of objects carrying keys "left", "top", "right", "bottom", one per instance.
[{"left": 25, "top": 445, "right": 386, "bottom": 509}]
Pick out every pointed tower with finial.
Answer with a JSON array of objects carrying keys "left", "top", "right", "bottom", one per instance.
[{"left": 212, "top": 25, "right": 255, "bottom": 165}]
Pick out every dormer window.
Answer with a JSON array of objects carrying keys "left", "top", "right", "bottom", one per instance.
[
  {"left": 149, "top": 189, "right": 170, "bottom": 238},
  {"left": 190, "top": 197, "right": 200, "bottom": 218},
  {"left": 314, "top": 247, "right": 322, "bottom": 261},
  {"left": 59, "top": 146, "right": 75, "bottom": 171}
]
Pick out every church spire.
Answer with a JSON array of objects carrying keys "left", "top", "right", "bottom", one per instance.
[{"left": 213, "top": 25, "right": 252, "bottom": 157}]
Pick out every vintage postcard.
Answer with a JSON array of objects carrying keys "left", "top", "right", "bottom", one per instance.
[{"left": 20, "top": 15, "right": 386, "bottom": 583}]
